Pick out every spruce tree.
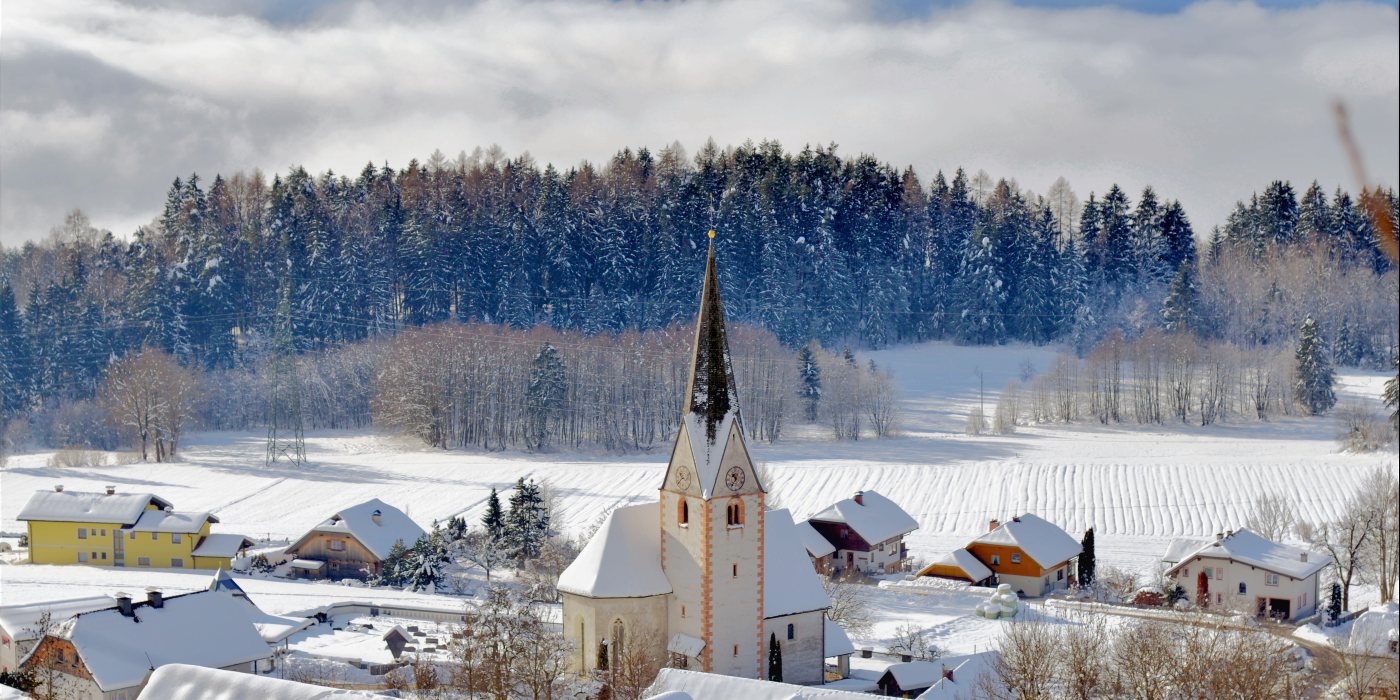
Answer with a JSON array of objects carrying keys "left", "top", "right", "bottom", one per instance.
[
  {"left": 797, "top": 344, "right": 822, "bottom": 422},
  {"left": 482, "top": 488, "right": 505, "bottom": 541},
  {"left": 768, "top": 632, "right": 783, "bottom": 682},
  {"left": 525, "top": 343, "right": 566, "bottom": 450},
  {"left": 0, "top": 284, "right": 31, "bottom": 417},
  {"left": 953, "top": 227, "right": 1007, "bottom": 345},
  {"left": 1328, "top": 581, "right": 1343, "bottom": 622},
  {"left": 1161, "top": 262, "right": 1201, "bottom": 336},
  {"left": 1383, "top": 352, "right": 1398, "bottom": 431},
  {"left": 505, "top": 478, "right": 548, "bottom": 562},
  {"left": 1294, "top": 316, "right": 1337, "bottom": 415},
  {"left": 1077, "top": 528, "right": 1096, "bottom": 589}
]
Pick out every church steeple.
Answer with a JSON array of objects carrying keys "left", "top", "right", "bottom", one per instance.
[{"left": 684, "top": 230, "right": 740, "bottom": 442}]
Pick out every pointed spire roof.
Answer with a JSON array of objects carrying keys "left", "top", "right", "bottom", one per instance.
[{"left": 683, "top": 231, "right": 741, "bottom": 442}]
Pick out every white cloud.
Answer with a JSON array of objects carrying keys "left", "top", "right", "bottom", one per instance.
[{"left": 1, "top": 0, "right": 1396, "bottom": 246}]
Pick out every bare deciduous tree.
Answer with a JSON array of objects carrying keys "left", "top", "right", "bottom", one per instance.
[
  {"left": 98, "top": 347, "right": 201, "bottom": 461},
  {"left": 1246, "top": 492, "right": 1297, "bottom": 543}
]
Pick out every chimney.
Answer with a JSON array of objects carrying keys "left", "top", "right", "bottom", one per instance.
[
  {"left": 1012, "top": 516, "right": 1021, "bottom": 523},
  {"left": 1215, "top": 531, "right": 1224, "bottom": 542},
  {"left": 146, "top": 587, "right": 164, "bottom": 609},
  {"left": 853, "top": 491, "right": 864, "bottom": 506},
  {"left": 116, "top": 592, "right": 134, "bottom": 617},
  {"left": 943, "top": 667, "right": 954, "bottom": 681},
  {"left": 1300, "top": 552, "right": 1308, "bottom": 562},
  {"left": 372, "top": 509, "right": 383, "bottom": 525},
  {"left": 989, "top": 519, "right": 1001, "bottom": 532},
  {"left": 54, "top": 484, "right": 65, "bottom": 493},
  {"left": 1225, "top": 529, "right": 1234, "bottom": 539},
  {"left": 164, "top": 506, "right": 173, "bottom": 514},
  {"left": 105, "top": 485, "right": 116, "bottom": 495}
]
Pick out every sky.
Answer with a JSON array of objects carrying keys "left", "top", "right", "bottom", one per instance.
[{"left": 1, "top": 0, "right": 1397, "bottom": 247}]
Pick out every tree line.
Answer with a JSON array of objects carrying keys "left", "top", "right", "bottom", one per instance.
[{"left": 1, "top": 141, "right": 1395, "bottom": 438}]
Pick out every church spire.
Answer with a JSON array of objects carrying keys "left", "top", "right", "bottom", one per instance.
[{"left": 684, "top": 230, "right": 740, "bottom": 441}]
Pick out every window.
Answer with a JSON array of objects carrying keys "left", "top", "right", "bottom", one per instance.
[
  {"left": 726, "top": 501, "right": 744, "bottom": 527},
  {"left": 678, "top": 500, "right": 689, "bottom": 527},
  {"left": 172, "top": 533, "right": 182, "bottom": 544},
  {"left": 1183, "top": 567, "right": 1189, "bottom": 577},
  {"left": 611, "top": 620, "right": 625, "bottom": 670},
  {"left": 100, "top": 552, "right": 107, "bottom": 560},
  {"left": 1011, "top": 553, "right": 1022, "bottom": 564},
  {"left": 171, "top": 558, "right": 184, "bottom": 568},
  {"left": 1265, "top": 574, "right": 1279, "bottom": 587},
  {"left": 991, "top": 555, "right": 1001, "bottom": 566},
  {"left": 1238, "top": 582, "right": 1247, "bottom": 595},
  {"left": 1216, "top": 593, "right": 1222, "bottom": 604},
  {"left": 1216, "top": 567, "right": 1224, "bottom": 579},
  {"left": 78, "top": 552, "right": 89, "bottom": 562},
  {"left": 129, "top": 530, "right": 136, "bottom": 540},
  {"left": 78, "top": 528, "right": 87, "bottom": 540},
  {"left": 329, "top": 539, "right": 346, "bottom": 552},
  {"left": 732, "top": 563, "right": 738, "bottom": 578},
  {"left": 732, "top": 644, "right": 739, "bottom": 657},
  {"left": 787, "top": 623, "right": 795, "bottom": 640},
  {"left": 99, "top": 529, "right": 106, "bottom": 536},
  {"left": 1057, "top": 568, "right": 1064, "bottom": 581},
  {"left": 152, "top": 532, "right": 158, "bottom": 540},
  {"left": 138, "top": 557, "right": 151, "bottom": 566},
  {"left": 681, "top": 605, "right": 686, "bottom": 618}
]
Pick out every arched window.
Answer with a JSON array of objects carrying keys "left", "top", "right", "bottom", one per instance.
[
  {"left": 612, "top": 619, "right": 625, "bottom": 669},
  {"left": 678, "top": 499, "right": 689, "bottom": 526},
  {"left": 787, "top": 623, "right": 795, "bottom": 640},
  {"left": 726, "top": 500, "right": 744, "bottom": 527},
  {"left": 1238, "top": 582, "right": 1247, "bottom": 595}
]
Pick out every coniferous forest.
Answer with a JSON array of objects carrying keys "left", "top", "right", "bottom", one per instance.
[{"left": 1, "top": 141, "right": 1396, "bottom": 453}]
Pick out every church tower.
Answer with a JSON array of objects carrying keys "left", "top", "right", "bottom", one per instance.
[{"left": 659, "top": 231, "right": 767, "bottom": 678}]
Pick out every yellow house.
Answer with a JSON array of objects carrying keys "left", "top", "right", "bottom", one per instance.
[{"left": 16, "top": 485, "right": 254, "bottom": 571}]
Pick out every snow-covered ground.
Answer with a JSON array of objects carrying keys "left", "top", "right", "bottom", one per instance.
[{"left": 3, "top": 341, "right": 1394, "bottom": 612}]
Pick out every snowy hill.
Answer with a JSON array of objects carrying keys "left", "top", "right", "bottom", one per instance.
[{"left": 3, "top": 341, "right": 1393, "bottom": 590}]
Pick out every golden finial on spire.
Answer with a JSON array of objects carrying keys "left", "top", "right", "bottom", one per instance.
[{"left": 707, "top": 229, "right": 716, "bottom": 239}]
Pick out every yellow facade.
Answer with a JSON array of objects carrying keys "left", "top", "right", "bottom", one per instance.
[{"left": 26, "top": 512, "right": 233, "bottom": 570}]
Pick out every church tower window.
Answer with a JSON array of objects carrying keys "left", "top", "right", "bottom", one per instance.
[
  {"left": 678, "top": 499, "right": 689, "bottom": 527},
  {"left": 726, "top": 500, "right": 744, "bottom": 527}
]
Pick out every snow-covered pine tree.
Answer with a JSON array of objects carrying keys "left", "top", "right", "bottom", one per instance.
[
  {"left": 952, "top": 225, "right": 1007, "bottom": 345},
  {"left": 526, "top": 343, "right": 566, "bottom": 450},
  {"left": 482, "top": 488, "right": 505, "bottom": 541},
  {"left": 1294, "top": 316, "right": 1337, "bottom": 415},
  {"left": 504, "top": 478, "right": 548, "bottom": 562},
  {"left": 1258, "top": 180, "right": 1299, "bottom": 246},
  {"left": 1161, "top": 261, "right": 1202, "bottom": 336},
  {"left": 1296, "top": 180, "right": 1331, "bottom": 246},
  {"left": 1158, "top": 200, "right": 1196, "bottom": 276},
  {"left": 1327, "top": 581, "right": 1342, "bottom": 623},
  {"left": 1130, "top": 185, "right": 1168, "bottom": 283},
  {"left": 797, "top": 343, "right": 822, "bottom": 422},
  {"left": 0, "top": 284, "right": 30, "bottom": 417}
]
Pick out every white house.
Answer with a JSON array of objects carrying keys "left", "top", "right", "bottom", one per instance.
[
  {"left": 559, "top": 237, "right": 844, "bottom": 686},
  {"left": 804, "top": 490, "right": 919, "bottom": 576},
  {"left": 21, "top": 589, "right": 270, "bottom": 700},
  {"left": 1161, "top": 528, "right": 1331, "bottom": 622}
]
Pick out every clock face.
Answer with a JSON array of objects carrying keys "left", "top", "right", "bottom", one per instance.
[
  {"left": 725, "top": 466, "right": 746, "bottom": 492},
  {"left": 675, "top": 466, "right": 691, "bottom": 491}
]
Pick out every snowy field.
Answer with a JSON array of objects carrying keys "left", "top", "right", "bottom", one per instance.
[{"left": 3, "top": 341, "right": 1395, "bottom": 612}]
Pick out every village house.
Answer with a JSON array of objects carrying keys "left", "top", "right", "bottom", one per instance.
[
  {"left": 804, "top": 490, "right": 919, "bottom": 576},
  {"left": 1161, "top": 528, "right": 1331, "bottom": 622},
  {"left": 16, "top": 486, "right": 253, "bottom": 571},
  {"left": 874, "top": 650, "right": 1002, "bottom": 699},
  {"left": 559, "top": 235, "right": 848, "bottom": 686},
  {"left": 20, "top": 589, "right": 270, "bottom": 700},
  {"left": 282, "top": 498, "right": 426, "bottom": 580},
  {"left": 953, "top": 513, "right": 1080, "bottom": 597}
]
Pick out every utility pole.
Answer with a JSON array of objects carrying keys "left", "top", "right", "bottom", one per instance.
[{"left": 266, "top": 274, "right": 305, "bottom": 466}]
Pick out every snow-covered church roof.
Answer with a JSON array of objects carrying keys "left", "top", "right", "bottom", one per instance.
[
  {"left": 970, "top": 513, "right": 1080, "bottom": 568},
  {"left": 645, "top": 668, "right": 874, "bottom": 700},
  {"left": 809, "top": 490, "right": 919, "bottom": 545},
  {"left": 558, "top": 503, "right": 673, "bottom": 599},
  {"left": 765, "top": 509, "right": 833, "bottom": 617},
  {"left": 1164, "top": 528, "right": 1331, "bottom": 580},
  {"left": 670, "top": 236, "right": 762, "bottom": 499},
  {"left": 288, "top": 498, "right": 426, "bottom": 561}
]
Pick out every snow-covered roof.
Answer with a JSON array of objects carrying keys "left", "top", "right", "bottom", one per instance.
[
  {"left": 824, "top": 618, "right": 855, "bottom": 658},
  {"left": 16, "top": 489, "right": 171, "bottom": 524},
  {"left": 882, "top": 661, "right": 944, "bottom": 690},
  {"left": 645, "top": 668, "right": 876, "bottom": 700},
  {"left": 796, "top": 519, "right": 837, "bottom": 558},
  {"left": 61, "top": 590, "right": 271, "bottom": 692},
  {"left": 1165, "top": 529, "right": 1331, "bottom": 580},
  {"left": 192, "top": 534, "right": 255, "bottom": 558},
  {"left": 1347, "top": 602, "right": 1398, "bottom": 657},
  {"left": 137, "top": 663, "right": 380, "bottom": 699},
  {"left": 764, "top": 509, "right": 832, "bottom": 617},
  {"left": 249, "top": 608, "right": 314, "bottom": 644},
  {"left": 1162, "top": 537, "right": 1210, "bottom": 564},
  {"left": 290, "top": 498, "right": 426, "bottom": 561},
  {"left": 558, "top": 503, "right": 672, "bottom": 599},
  {"left": 131, "top": 508, "right": 217, "bottom": 533},
  {"left": 382, "top": 624, "right": 411, "bottom": 642},
  {"left": 0, "top": 595, "right": 115, "bottom": 641},
  {"left": 809, "top": 490, "right": 919, "bottom": 545},
  {"left": 668, "top": 633, "right": 706, "bottom": 657},
  {"left": 915, "top": 651, "right": 1002, "bottom": 700},
  {"left": 928, "top": 548, "right": 993, "bottom": 583},
  {"left": 208, "top": 569, "right": 247, "bottom": 597},
  {"left": 970, "top": 513, "right": 1080, "bottom": 568}
]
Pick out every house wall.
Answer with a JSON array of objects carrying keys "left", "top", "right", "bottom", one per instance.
[
  {"left": 763, "top": 610, "right": 825, "bottom": 685},
  {"left": 23, "top": 636, "right": 105, "bottom": 699},
  {"left": 121, "top": 521, "right": 210, "bottom": 569},
  {"left": 286, "top": 532, "right": 382, "bottom": 579},
  {"left": 1172, "top": 556, "right": 1321, "bottom": 620},
  {"left": 26, "top": 521, "right": 120, "bottom": 565},
  {"left": 561, "top": 592, "right": 668, "bottom": 675}
]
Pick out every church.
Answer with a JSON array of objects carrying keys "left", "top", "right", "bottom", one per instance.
[{"left": 558, "top": 233, "right": 844, "bottom": 684}]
